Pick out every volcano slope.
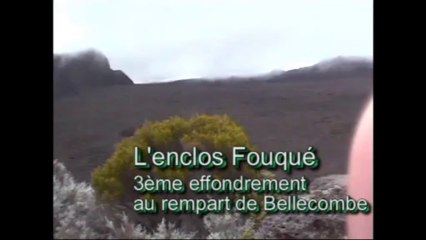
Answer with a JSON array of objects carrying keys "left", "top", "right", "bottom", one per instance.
[{"left": 54, "top": 65, "right": 372, "bottom": 182}]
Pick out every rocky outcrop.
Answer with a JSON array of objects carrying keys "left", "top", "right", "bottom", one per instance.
[
  {"left": 54, "top": 49, "right": 134, "bottom": 98},
  {"left": 256, "top": 175, "right": 348, "bottom": 239}
]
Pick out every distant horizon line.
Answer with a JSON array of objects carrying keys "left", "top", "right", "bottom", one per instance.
[{"left": 54, "top": 48, "right": 373, "bottom": 84}]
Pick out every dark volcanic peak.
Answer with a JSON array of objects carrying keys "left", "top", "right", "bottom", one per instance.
[{"left": 54, "top": 49, "right": 134, "bottom": 98}]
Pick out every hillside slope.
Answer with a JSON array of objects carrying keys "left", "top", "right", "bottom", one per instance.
[{"left": 54, "top": 60, "right": 372, "bottom": 181}]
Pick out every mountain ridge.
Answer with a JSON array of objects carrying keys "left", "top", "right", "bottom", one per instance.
[
  {"left": 54, "top": 49, "right": 134, "bottom": 98},
  {"left": 54, "top": 49, "right": 372, "bottom": 90},
  {"left": 165, "top": 56, "right": 372, "bottom": 84}
]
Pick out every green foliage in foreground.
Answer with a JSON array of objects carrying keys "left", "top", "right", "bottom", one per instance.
[{"left": 92, "top": 114, "right": 261, "bottom": 202}]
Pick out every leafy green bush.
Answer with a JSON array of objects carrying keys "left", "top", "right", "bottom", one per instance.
[{"left": 92, "top": 114, "right": 261, "bottom": 203}]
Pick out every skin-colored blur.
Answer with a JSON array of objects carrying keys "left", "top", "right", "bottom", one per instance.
[{"left": 347, "top": 98, "right": 373, "bottom": 239}]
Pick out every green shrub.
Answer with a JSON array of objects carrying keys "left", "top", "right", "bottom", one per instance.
[{"left": 92, "top": 114, "right": 261, "bottom": 202}]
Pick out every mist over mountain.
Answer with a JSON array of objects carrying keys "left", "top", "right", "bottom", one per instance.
[
  {"left": 53, "top": 49, "right": 372, "bottom": 100},
  {"left": 54, "top": 49, "right": 134, "bottom": 98},
  {"left": 171, "top": 55, "right": 373, "bottom": 83},
  {"left": 313, "top": 56, "right": 372, "bottom": 72}
]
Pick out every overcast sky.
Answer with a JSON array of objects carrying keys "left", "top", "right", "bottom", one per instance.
[{"left": 54, "top": 0, "right": 373, "bottom": 83}]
